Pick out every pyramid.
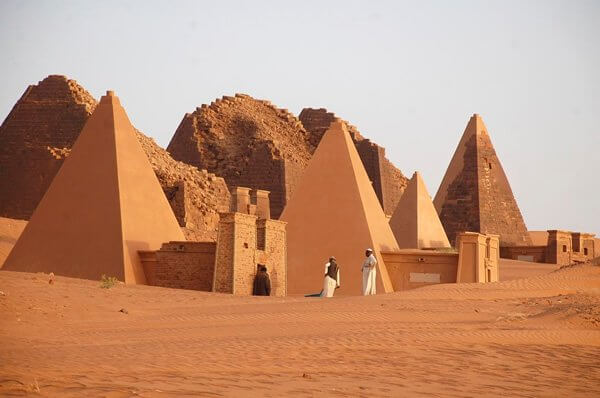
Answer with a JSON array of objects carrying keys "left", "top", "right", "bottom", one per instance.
[
  {"left": 280, "top": 120, "right": 399, "bottom": 295},
  {"left": 433, "top": 114, "right": 531, "bottom": 247},
  {"left": 389, "top": 172, "right": 451, "bottom": 249},
  {"left": 2, "top": 91, "right": 185, "bottom": 283}
]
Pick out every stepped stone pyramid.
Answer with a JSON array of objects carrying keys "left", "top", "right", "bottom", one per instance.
[
  {"left": 0, "top": 75, "right": 96, "bottom": 220},
  {"left": 389, "top": 171, "right": 451, "bottom": 249},
  {"left": 3, "top": 92, "right": 185, "bottom": 283},
  {"left": 280, "top": 120, "right": 399, "bottom": 295},
  {"left": 433, "top": 114, "right": 531, "bottom": 246}
]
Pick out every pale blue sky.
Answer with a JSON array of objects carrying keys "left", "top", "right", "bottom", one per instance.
[{"left": 1, "top": 0, "right": 598, "bottom": 234}]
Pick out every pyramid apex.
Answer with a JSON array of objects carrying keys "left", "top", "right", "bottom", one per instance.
[{"left": 100, "top": 90, "right": 121, "bottom": 106}]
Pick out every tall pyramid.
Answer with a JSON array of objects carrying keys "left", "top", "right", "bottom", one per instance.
[
  {"left": 280, "top": 120, "right": 399, "bottom": 295},
  {"left": 433, "top": 114, "right": 531, "bottom": 247},
  {"left": 2, "top": 91, "right": 185, "bottom": 283},
  {"left": 389, "top": 171, "right": 451, "bottom": 249}
]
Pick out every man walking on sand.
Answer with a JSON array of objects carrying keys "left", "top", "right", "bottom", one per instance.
[{"left": 362, "top": 248, "right": 377, "bottom": 295}]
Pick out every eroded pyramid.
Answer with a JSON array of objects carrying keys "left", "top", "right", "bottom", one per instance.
[
  {"left": 389, "top": 172, "right": 450, "bottom": 249},
  {"left": 2, "top": 91, "right": 185, "bottom": 283},
  {"left": 433, "top": 114, "right": 531, "bottom": 246},
  {"left": 280, "top": 120, "right": 399, "bottom": 295}
]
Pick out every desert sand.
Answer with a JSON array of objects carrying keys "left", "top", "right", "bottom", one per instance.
[{"left": 1, "top": 260, "right": 599, "bottom": 397}]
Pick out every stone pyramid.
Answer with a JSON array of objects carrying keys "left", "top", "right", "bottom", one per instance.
[
  {"left": 280, "top": 120, "right": 399, "bottom": 295},
  {"left": 389, "top": 171, "right": 451, "bottom": 249},
  {"left": 433, "top": 114, "right": 531, "bottom": 246},
  {"left": 0, "top": 75, "right": 96, "bottom": 220},
  {"left": 2, "top": 91, "right": 185, "bottom": 283}
]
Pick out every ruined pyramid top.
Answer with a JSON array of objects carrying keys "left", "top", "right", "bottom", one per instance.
[
  {"left": 389, "top": 171, "right": 450, "bottom": 249},
  {"left": 433, "top": 114, "right": 531, "bottom": 246},
  {"left": 168, "top": 93, "right": 314, "bottom": 174},
  {"left": 0, "top": 75, "right": 98, "bottom": 220}
]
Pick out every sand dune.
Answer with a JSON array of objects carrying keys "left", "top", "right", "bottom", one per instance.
[{"left": 1, "top": 261, "right": 599, "bottom": 397}]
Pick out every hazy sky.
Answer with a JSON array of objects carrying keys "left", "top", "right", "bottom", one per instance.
[{"left": 1, "top": 0, "right": 598, "bottom": 234}]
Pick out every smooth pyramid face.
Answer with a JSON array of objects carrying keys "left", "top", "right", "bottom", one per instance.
[
  {"left": 2, "top": 92, "right": 185, "bottom": 283},
  {"left": 389, "top": 172, "right": 450, "bottom": 249},
  {"left": 433, "top": 114, "right": 531, "bottom": 246},
  {"left": 280, "top": 120, "right": 399, "bottom": 295}
]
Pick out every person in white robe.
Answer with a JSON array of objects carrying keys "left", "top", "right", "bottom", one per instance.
[
  {"left": 321, "top": 257, "right": 340, "bottom": 298},
  {"left": 362, "top": 248, "right": 377, "bottom": 295}
]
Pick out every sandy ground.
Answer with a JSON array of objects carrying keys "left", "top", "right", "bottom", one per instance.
[{"left": 1, "top": 261, "right": 599, "bottom": 397}]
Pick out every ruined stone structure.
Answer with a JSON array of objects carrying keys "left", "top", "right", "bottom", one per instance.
[
  {"left": 168, "top": 94, "right": 313, "bottom": 219},
  {"left": 389, "top": 171, "right": 450, "bottom": 249},
  {"left": 213, "top": 187, "right": 286, "bottom": 296},
  {"left": 135, "top": 133, "right": 230, "bottom": 241},
  {"left": 167, "top": 97, "right": 408, "bottom": 220},
  {"left": 456, "top": 232, "right": 500, "bottom": 283},
  {"left": 139, "top": 187, "right": 287, "bottom": 296},
  {"left": 0, "top": 75, "right": 230, "bottom": 241},
  {"left": 433, "top": 114, "right": 532, "bottom": 247},
  {"left": 381, "top": 232, "right": 499, "bottom": 291},
  {"left": 140, "top": 242, "right": 217, "bottom": 291},
  {"left": 500, "top": 230, "right": 596, "bottom": 266},
  {"left": 0, "top": 75, "right": 96, "bottom": 220},
  {"left": 299, "top": 108, "right": 408, "bottom": 215},
  {"left": 281, "top": 120, "right": 399, "bottom": 295},
  {"left": 3, "top": 91, "right": 185, "bottom": 283}
]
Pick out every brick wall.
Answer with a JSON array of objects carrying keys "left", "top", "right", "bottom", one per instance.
[
  {"left": 140, "top": 242, "right": 216, "bottom": 291},
  {"left": 258, "top": 219, "right": 287, "bottom": 297}
]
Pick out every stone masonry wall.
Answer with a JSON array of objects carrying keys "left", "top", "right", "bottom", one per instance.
[
  {"left": 298, "top": 108, "right": 408, "bottom": 215},
  {"left": 213, "top": 211, "right": 287, "bottom": 296},
  {"left": 258, "top": 219, "right": 287, "bottom": 297},
  {"left": 141, "top": 242, "right": 217, "bottom": 291}
]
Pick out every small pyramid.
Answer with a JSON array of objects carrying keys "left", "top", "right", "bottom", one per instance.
[
  {"left": 280, "top": 120, "right": 399, "bottom": 295},
  {"left": 2, "top": 91, "right": 185, "bottom": 283},
  {"left": 433, "top": 114, "right": 531, "bottom": 246},
  {"left": 389, "top": 172, "right": 450, "bottom": 249}
]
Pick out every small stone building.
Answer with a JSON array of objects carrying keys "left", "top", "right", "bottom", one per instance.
[
  {"left": 140, "top": 187, "right": 287, "bottom": 296},
  {"left": 500, "top": 230, "right": 596, "bottom": 266},
  {"left": 381, "top": 232, "right": 499, "bottom": 291}
]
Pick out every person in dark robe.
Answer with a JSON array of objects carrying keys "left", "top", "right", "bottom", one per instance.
[
  {"left": 320, "top": 256, "right": 340, "bottom": 297},
  {"left": 253, "top": 265, "right": 271, "bottom": 296}
]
